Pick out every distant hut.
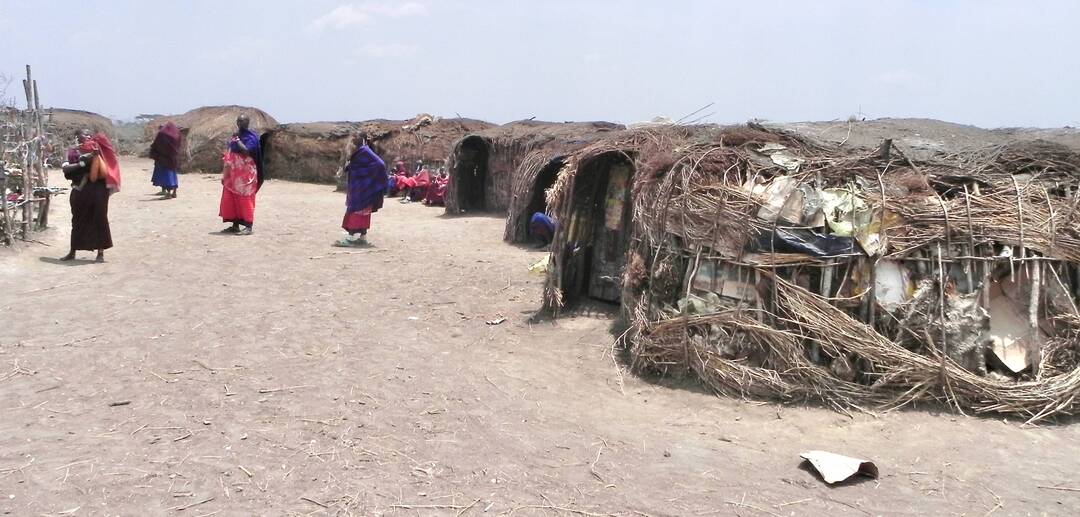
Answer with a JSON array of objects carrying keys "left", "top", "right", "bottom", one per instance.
[
  {"left": 262, "top": 122, "right": 359, "bottom": 184},
  {"left": 261, "top": 115, "right": 493, "bottom": 187},
  {"left": 145, "top": 106, "right": 277, "bottom": 173},
  {"left": 443, "top": 121, "right": 623, "bottom": 228},
  {"left": 44, "top": 109, "right": 115, "bottom": 164}
]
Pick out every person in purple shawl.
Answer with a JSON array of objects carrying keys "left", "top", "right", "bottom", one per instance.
[
  {"left": 218, "top": 114, "right": 264, "bottom": 235},
  {"left": 335, "top": 135, "right": 387, "bottom": 247}
]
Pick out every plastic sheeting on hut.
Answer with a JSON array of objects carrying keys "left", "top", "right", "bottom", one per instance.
[
  {"left": 543, "top": 123, "right": 1080, "bottom": 423},
  {"left": 444, "top": 121, "right": 623, "bottom": 233}
]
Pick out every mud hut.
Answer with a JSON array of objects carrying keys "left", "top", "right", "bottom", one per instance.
[
  {"left": 444, "top": 121, "right": 623, "bottom": 222},
  {"left": 144, "top": 106, "right": 277, "bottom": 173},
  {"left": 261, "top": 115, "right": 492, "bottom": 186},
  {"left": 262, "top": 122, "right": 359, "bottom": 184},
  {"left": 44, "top": 109, "right": 115, "bottom": 164},
  {"left": 543, "top": 123, "right": 1080, "bottom": 422}
]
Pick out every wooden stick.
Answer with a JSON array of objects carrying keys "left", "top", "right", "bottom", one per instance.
[
  {"left": 170, "top": 497, "right": 214, "bottom": 511},
  {"left": 1037, "top": 485, "right": 1080, "bottom": 492},
  {"left": 300, "top": 497, "right": 329, "bottom": 508},
  {"left": 258, "top": 385, "right": 314, "bottom": 394}
]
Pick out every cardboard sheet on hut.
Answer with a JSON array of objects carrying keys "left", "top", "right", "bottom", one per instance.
[{"left": 144, "top": 106, "right": 277, "bottom": 174}]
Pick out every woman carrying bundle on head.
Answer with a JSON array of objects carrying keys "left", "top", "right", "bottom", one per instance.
[
  {"left": 149, "top": 122, "right": 181, "bottom": 198},
  {"left": 60, "top": 130, "right": 121, "bottom": 262},
  {"left": 335, "top": 135, "right": 388, "bottom": 247}
]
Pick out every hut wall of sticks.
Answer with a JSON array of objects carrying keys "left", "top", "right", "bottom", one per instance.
[
  {"left": 444, "top": 121, "right": 623, "bottom": 218},
  {"left": 1, "top": 66, "right": 50, "bottom": 246},
  {"left": 543, "top": 123, "right": 1080, "bottom": 422}
]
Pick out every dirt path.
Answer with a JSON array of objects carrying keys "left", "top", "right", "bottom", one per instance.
[{"left": 1, "top": 157, "right": 1078, "bottom": 516}]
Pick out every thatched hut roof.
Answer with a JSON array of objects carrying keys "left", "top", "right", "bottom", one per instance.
[
  {"left": 444, "top": 120, "right": 624, "bottom": 218},
  {"left": 144, "top": 105, "right": 277, "bottom": 173},
  {"left": 261, "top": 115, "right": 493, "bottom": 186},
  {"left": 358, "top": 115, "right": 494, "bottom": 166},
  {"left": 771, "top": 118, "right": 1080, "bottom": 161},
  {"left": 542, "top": 122, "right": 1080, "bottom": 422}
]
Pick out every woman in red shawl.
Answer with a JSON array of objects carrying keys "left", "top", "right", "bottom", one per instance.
[
  {"left": 423, "top": 169, "right": 448, "bottom": 206},
  {"left": 60, "top": 130, "right": 121, "bottom": 262},
  {"left": 402, "top": 166, "right": 431, "bottom": 203},
  {"left": 389, "top": 160, "right": 412, "bottom": 197}
]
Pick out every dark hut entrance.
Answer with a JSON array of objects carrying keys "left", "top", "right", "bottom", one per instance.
[
  {"left": 506, "top": 156, "right": 564, "bottom": 243},
  {"left": 457, "top": 136, "right": 490, "bottom": 211},
  {"left": 526, "top": 158, "right": 562, "bottom": 222},
  {"left": 561, "top": 152, "right": 635, "bottom": 304}
]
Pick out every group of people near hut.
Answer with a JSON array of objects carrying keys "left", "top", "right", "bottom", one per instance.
[
  {"left": 58, "top": 114, "right": 553, "bottom": 256},
  {"left": 387, "top": 159, "right": 448, "bottom": 206},
  {"left": 58, "top": 115, "right": 266, "bottom": 259},
  {"left": 332, "top": 137, "right": 453, "bottom": 247}
]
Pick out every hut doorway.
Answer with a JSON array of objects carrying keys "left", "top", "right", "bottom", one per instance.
[
  {"left": 457, "top": 136, "right": 490, "bottom": 211},
  {"left": 562, "top": 153, "right": 635, "bottom": 304},
  {"left": 504, "top": 153, "right": 566, "bottom": 243},
  {"left": 526, "top": 159, "right": 562, "bottom": 219}
]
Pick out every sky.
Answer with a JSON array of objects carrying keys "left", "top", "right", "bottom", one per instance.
[{"left": 1, "top": 0, "right": 1077, "bottom": 128}]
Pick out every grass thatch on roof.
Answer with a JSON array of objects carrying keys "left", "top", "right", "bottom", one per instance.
[{"left": 543, "top": 122, "right": 1080, "bottom": 423}]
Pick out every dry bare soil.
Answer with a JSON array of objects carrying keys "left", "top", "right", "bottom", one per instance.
[{"left": 2, "top": 157, "right": 1078, "bottom": 516}]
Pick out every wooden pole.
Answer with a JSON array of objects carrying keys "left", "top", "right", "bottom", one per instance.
[
  {"left": 0, "top": 172, "right": 9, "bottom": 244},
  {"left": 20, "top": 66, "right": 34, "bottom": 239}
]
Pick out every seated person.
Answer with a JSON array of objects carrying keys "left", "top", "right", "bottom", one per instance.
[
  {"left": 529, "top": 212, "right": 556, "bottom": 248},
  {"left": 403, "top": 166, "right": 431, "bottom": 203},
  {"left": 388, "top": 160, "right": 411, "bottom": 196},
  {"left": 423, "top": 169, "right": 448, "bottom": 206}
]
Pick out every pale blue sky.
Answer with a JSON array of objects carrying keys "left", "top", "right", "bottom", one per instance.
[{"left": 1, "top": 0, "right": 1076, "bottom": 127}]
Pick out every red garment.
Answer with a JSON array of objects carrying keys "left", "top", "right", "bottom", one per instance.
[
  {"left": 397, "top": 176, "right": 417, "bottom": 189},
  {"left": 78, "top": 133, "right": 121, "bottom": 192},
  {"left": 222, "top": 151, "right": 258, "bottom": 196},
  {"left": 219, "top": 188, "right": 256, "bottom": 225},
  {"left": 413, "top": 170, "right": 431, "bottom": 188},
  {"left": 407, "top": 170, "right": 431, "bottom": 201},
  {"left": 424, "top": 177, "right": 447, "bottom": 205},
  {"left": 342, "top": 208, "right": 372, "bottom": 233}
]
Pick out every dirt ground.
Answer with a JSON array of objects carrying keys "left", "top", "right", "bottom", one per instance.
[{"left": 1, "top": 156, "right": 1078, "bottom": 516}]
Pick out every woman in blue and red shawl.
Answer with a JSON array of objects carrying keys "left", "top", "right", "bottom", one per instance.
[
  {"left": 149, "top": 122, "right": 181, "bottom": 198},
  {"left": 218, "top": 114, "right": 264, "bottom": 235},
  {"left": 335, "top": 135, "right": 388, "bottom": 247}
]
